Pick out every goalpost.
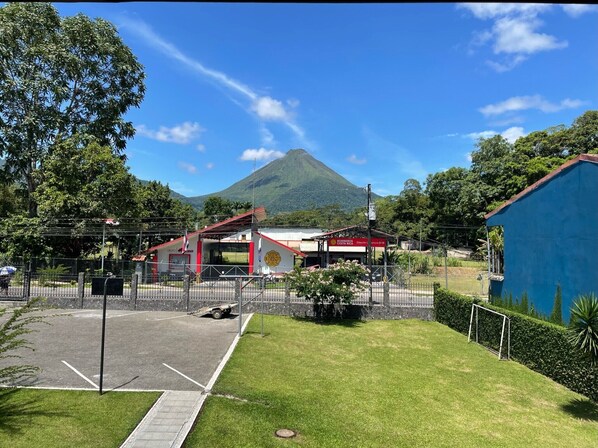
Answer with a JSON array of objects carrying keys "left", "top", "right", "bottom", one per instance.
[{"left": 468, "top": 303, "right": 510, "bottom": 360}]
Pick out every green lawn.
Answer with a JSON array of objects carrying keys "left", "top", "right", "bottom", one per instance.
[
  {"left": 0, "top": 388, "right": 159, "bottom": 448},
  {"left": 185, "top": 316, "right": 597, "bottom": 448}
]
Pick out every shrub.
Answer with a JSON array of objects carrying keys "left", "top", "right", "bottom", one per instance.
[
  {"left": 434, "top": 287, "right": 598, "bottom": 402},
  {"left": 286, "top": 260, "right": 369, "bottom": 306},
  {"left": 38, "top": 264, "right": 70, "bottom": 287}
]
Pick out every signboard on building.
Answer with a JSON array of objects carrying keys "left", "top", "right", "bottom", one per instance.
[{"left": 328, "top": 238, "right": 386, "bottom": 248}]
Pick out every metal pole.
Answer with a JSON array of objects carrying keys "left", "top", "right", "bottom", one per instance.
[
  {"left": 101, "top": 222, "right": 106, "bottom": 274},
  {"left": 261, "top": 276, "right": 264, "bottom": 337},
  {"left": 237, "top": 279, "right": 243, "bottom": 337},
  {"left": 99, "top": 276, "right": 110, "bottom": 395},
  {"left": 367, "top": 184, "right": 372, "bottom": 305}
]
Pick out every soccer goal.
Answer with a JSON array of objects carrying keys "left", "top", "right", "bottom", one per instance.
[{"left": 467, "top": 303, "right": 510, "bottom": 360}]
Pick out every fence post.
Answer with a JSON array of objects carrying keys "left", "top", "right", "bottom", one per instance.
[
  {"left": 23, "top": 271, "right": 31, "bottom": 301},
  {"left": 183, "top": 275, "right": 190, "bottom": 312},
  {"left": 78, "top": 272, "right": 85, "bottom": 308},
  {"left": 284, "top": 279, "right": 291, "bottom": 315},
  {"left": 383, "top": 280, "right": 390, "bottom": 308},
  {"left": 235, "top": 278, "right": 242, "bottom": 337},
  {"left": 130, "top": 273, "right": 138, "bottom": 310}
]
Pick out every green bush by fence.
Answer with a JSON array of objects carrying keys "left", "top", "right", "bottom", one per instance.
[{"left": 434, "top": 286, "right": 598, "bottom": 402}]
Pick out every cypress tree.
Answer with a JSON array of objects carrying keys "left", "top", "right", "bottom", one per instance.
[
  {"left": 550, "top": 284, "right": 563, "bottom": 325},
  {"left": 521, "top": 292, "right": 529, "bottom": 315}
]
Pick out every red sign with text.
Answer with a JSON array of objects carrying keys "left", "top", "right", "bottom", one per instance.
[{"left": 328, "top": 238, "right": 386, "bottom": 248}]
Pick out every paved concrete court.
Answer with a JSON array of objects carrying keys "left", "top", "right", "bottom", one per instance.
[{"left": 0, "top": 308, "right": 244, "bottom": 392}]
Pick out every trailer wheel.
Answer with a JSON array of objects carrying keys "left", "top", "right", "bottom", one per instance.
[{"left": 212, "top": 309, "right": 223, "bottom": 320}]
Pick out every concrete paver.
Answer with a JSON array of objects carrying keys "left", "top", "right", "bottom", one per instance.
[{"left": 121, "top": 390, "right": 207, "bottom": 448}]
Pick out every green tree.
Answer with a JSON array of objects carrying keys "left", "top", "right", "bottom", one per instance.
[
  {"left": 33, "top": 137, "right": 138, "bottom": 257},
  {"left": 134, "top": 180, "right": 198, "bottom": 250},
  {"left": 0, "top": 3, "right": 145, "bottom": 216},
  {"left": 550, "top": 284, "right": 563, "bottom": 326},
  {"left": 201, "top": 196, "right": 252, "bottom": 225},
  {"left": 567, "top": 293, "right": 598, "bottom": 365}
]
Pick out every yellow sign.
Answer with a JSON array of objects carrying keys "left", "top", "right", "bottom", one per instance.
[{"left": 264, "top": 250, "right": 281, "bottom": 267}]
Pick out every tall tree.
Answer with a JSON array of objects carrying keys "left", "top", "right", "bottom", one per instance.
[
  {"left": 0, "top": 3, "right": 145, "bottom": 216},
  {"left": 33, "top": 136, "right": 138, "bottom": 257}
]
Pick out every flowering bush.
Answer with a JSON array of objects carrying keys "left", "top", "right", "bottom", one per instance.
[{"left": 286, "top": 259, "right": 369, "bottom": 305}]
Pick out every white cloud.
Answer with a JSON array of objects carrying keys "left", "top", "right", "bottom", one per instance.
[
  {"left": 501, "top": 126, "right": 526, "bottom": 143},
  {"left": 287, "top": 98, "right": 300, "bottom": 108},
  {"left": 492, "top": 17, "right": 567, "bottom": 55},
  {"left": 462, "top": 126, "right": 526, "bottom": 143},
  {"left": 206, "top": 162, "right": 214, "bottom": 170},
  {"left": 480, "top": 95, "right": 586, "bottom": 116},
  {"left": 196, "top": 144, "right": 206, "bottom": 152},
  {"left": 458, "top": 3, "right": 570, "bottom": 72},
  {"left": 347, "top": 154, "right": 367, "bottom": 165},
  {"left": 465, "top": 130, "right": 498, "bottom": 140},
  {"left": 178, "top": 161, "right": 197, "bottom": 174},
  {"left": 240, "top": 148, "right": 285, "bottom": 162},
  {"left": 251, "top": 96, "right": 289, "bottom": 121},
  {"left": 562, "top": 5, "right": 598, "bottom": 18},
  {"left": 458, "top": 3, "right": 551, "bottom": 20},
  {"left": 137, "top": 122, "right": 204, "bottom": 144},
  {"left": 119, "top": 17, "right": 308, "bottom": 145},
  {"left": 466, "top": 152, "right": 473, "bottom": 162}
]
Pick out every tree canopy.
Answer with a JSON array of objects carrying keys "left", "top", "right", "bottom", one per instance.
[{"left": 0, "top": 2, "right": 145, "bottom": 216}]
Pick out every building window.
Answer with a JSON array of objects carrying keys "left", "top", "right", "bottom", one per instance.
[{"left": 488, "top": 226, "right": 504, "bottom": 280}]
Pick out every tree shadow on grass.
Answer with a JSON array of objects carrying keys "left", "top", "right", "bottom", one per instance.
[
  {"left": 291, "top": 313, "right": 366, "bottom": 328},
  {"left": 560, "top": 398, "right": 598, "bottom": 422},
  {"left": 0, "top": 388, "right": 68, "bottom": 435}
]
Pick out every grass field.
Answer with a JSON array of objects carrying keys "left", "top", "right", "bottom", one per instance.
[
  {"left": 185, "top": 316, "right": 598, "bottom": 448},
  {"left": 0, "top": 388, "right": 159, "bottom": 448}
]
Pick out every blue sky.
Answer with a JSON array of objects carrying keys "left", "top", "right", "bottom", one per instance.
[{"left": 52, "top": 3, "right": 598, "bottom": 198}]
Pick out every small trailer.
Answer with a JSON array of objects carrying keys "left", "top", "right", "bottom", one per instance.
[{"left": 189, "top": 302, "right": 237, "bottom": 319}]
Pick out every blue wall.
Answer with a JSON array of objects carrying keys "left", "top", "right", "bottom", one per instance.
[{"left": 487, "top": 161, "right": 598, "bottom": 322}]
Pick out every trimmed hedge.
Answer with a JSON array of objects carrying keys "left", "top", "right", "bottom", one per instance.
[{"left": 434, "top": 287, "right": 598, "bottom": 402}]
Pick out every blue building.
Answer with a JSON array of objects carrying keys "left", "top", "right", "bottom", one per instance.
[{"left": 485, "top": 154, "right": 598, "bottom": 321}]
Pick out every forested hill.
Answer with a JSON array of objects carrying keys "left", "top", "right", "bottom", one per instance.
[{"left": 178, "top": 149, "right": 378, "bottom": 214}]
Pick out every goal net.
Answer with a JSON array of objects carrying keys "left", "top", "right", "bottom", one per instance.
[{"left": 468, "top": 304, "right": 510, "bottom": 360}]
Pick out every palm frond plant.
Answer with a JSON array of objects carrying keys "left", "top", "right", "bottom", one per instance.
[{"left": 567, "top": 293, "right": 598, "bottom": 365}]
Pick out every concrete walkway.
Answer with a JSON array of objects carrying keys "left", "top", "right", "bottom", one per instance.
[
  {"left": 120, "top": 313, "right": 254, "bottom": 448},
  {"left": 120, "top": 390, "right": 206, "bottom": 448}
]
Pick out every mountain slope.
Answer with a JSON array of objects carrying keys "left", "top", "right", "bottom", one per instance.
[{"left": 182, "top": 149, "right": 376, "bottom": 213}]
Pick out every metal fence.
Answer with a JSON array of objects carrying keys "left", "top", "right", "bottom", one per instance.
[{"left": 2, "top": 265, "right": 436, "bottom": 310}]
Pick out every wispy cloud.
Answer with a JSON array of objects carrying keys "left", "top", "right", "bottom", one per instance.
[
  {"left": 458, "top": 3, "right": 570, "bottom": 72},
  {"left": 137, "top": 122, "right": 204, "bottom": 144},
  {"left": 347, "top": 154, "right": 367, "bottom": 165},
  {"left": 206, "top": 162, "right": 214, "bottom": 170},
  {"left": 454, "top": 126, "right": 527, "bottom": 143},
  {"left": 196, "top": 144, "right": 206, "bottom": 153},
  {"left": 240, "top": 148, "right": 285, "bottom": 162},
  {"left": 561, "top": 4, "right": 598, "bottom": 18},
  {"left": 480, "top": 95, "right": 586, "bottom": 116},
  {"left": 177, "top": 161, "right": 197, "bottom": 174},
  {"left": 465, "top": 130, "right": 498, "bottom": 140},
  {"left": 119, "top": 17, "right": 308, "bottom": 145}
]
